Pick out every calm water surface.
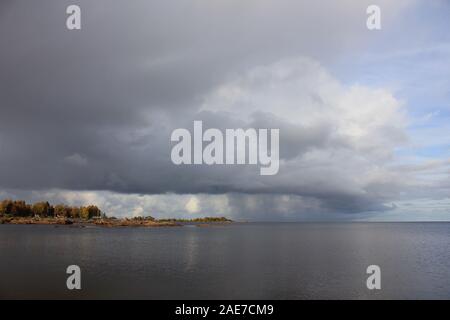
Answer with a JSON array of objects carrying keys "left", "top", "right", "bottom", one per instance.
[{"left": 0, "top": 223, "right": 449, "bottom": 299}]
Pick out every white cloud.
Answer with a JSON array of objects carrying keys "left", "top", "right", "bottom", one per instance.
[
  {"left": 185, "top": 196, "right": 200, "bottom": 214},
  {"left": 200, "top": 57, "right": 408, "bottom": 200}
]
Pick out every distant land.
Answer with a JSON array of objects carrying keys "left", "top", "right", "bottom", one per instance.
[{"left": 0, "top": 199, "right": 233, "bottom": 227}]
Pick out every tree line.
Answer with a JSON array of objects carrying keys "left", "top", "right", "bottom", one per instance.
[
  {"left": 0, "top": 199, "right": 103, "bottom": 220},
  {"left": 158, "top": 217, "right": 232, "bottom": 223}
]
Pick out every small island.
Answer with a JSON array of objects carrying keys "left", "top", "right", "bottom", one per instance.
[{"left": 0, "top": 199, "right": 233, "bottom": 227}]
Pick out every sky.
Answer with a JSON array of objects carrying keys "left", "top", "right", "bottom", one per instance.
[{"left": 0, "top": 0, "right": 449, "bottom": 221}]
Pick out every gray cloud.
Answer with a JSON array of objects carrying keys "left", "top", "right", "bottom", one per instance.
[{"left": 2, "top": 0, "right": 446, "bottom": 220}]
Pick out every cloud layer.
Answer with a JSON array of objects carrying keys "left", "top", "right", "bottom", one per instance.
[{"left": 1, "top": 0, "right": 448, "bottom": 220}]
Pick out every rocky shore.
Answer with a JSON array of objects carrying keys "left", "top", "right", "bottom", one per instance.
[
  {"left": 0, "top": 216, "right": 233, "bottom": 228},
  {"left": 0, "top": 216, "right": 179, "bottom": 227}
]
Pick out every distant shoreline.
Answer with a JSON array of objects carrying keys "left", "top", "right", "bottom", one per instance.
[
  {"left": 0, "top": 216, "right": 234, "bottom": 228},
  {"left": 0, "top": 199, "right": 233, "bottom": 228}
]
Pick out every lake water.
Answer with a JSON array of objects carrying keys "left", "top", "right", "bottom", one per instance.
[{"left": 0, "top": 223, "right": 449, "bottom": 299}]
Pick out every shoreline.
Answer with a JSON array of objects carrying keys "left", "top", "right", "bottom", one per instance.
[{"left": 0, "top": 216, "right": 234, "bottom": 228}]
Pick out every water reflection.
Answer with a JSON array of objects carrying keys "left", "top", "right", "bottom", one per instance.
[{"left": 0, "top": 223, "right": 449, "bottom": 299}]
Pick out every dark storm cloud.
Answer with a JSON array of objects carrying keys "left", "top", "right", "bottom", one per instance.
[{"left": 0, "top": 0, "right": 420, "bottom": 217}]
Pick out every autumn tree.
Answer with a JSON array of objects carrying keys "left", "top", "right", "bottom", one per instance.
[
  {"left": 0, "top": 199, "right": 14, "bottom": 215},
  {"left": 1, "top": 199, "right": 103, "bottom": 220},
  {"left": 70, "top": 207, "right": 81, "bottom": 219},
  {"left": 11, "top": 200, "right": 32, "bottom": 216},
  {"left": 80, "top": 205, "right": 102, "bottom": 219},
  {"left": 0, "top": 200, "right": 32, "bottom": 216},
  {"left": 54, "top": 204, "right": 72, "bottom": 218},
  {"left": 32, "top": 201, "right": 54, "bottom": 217}
]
